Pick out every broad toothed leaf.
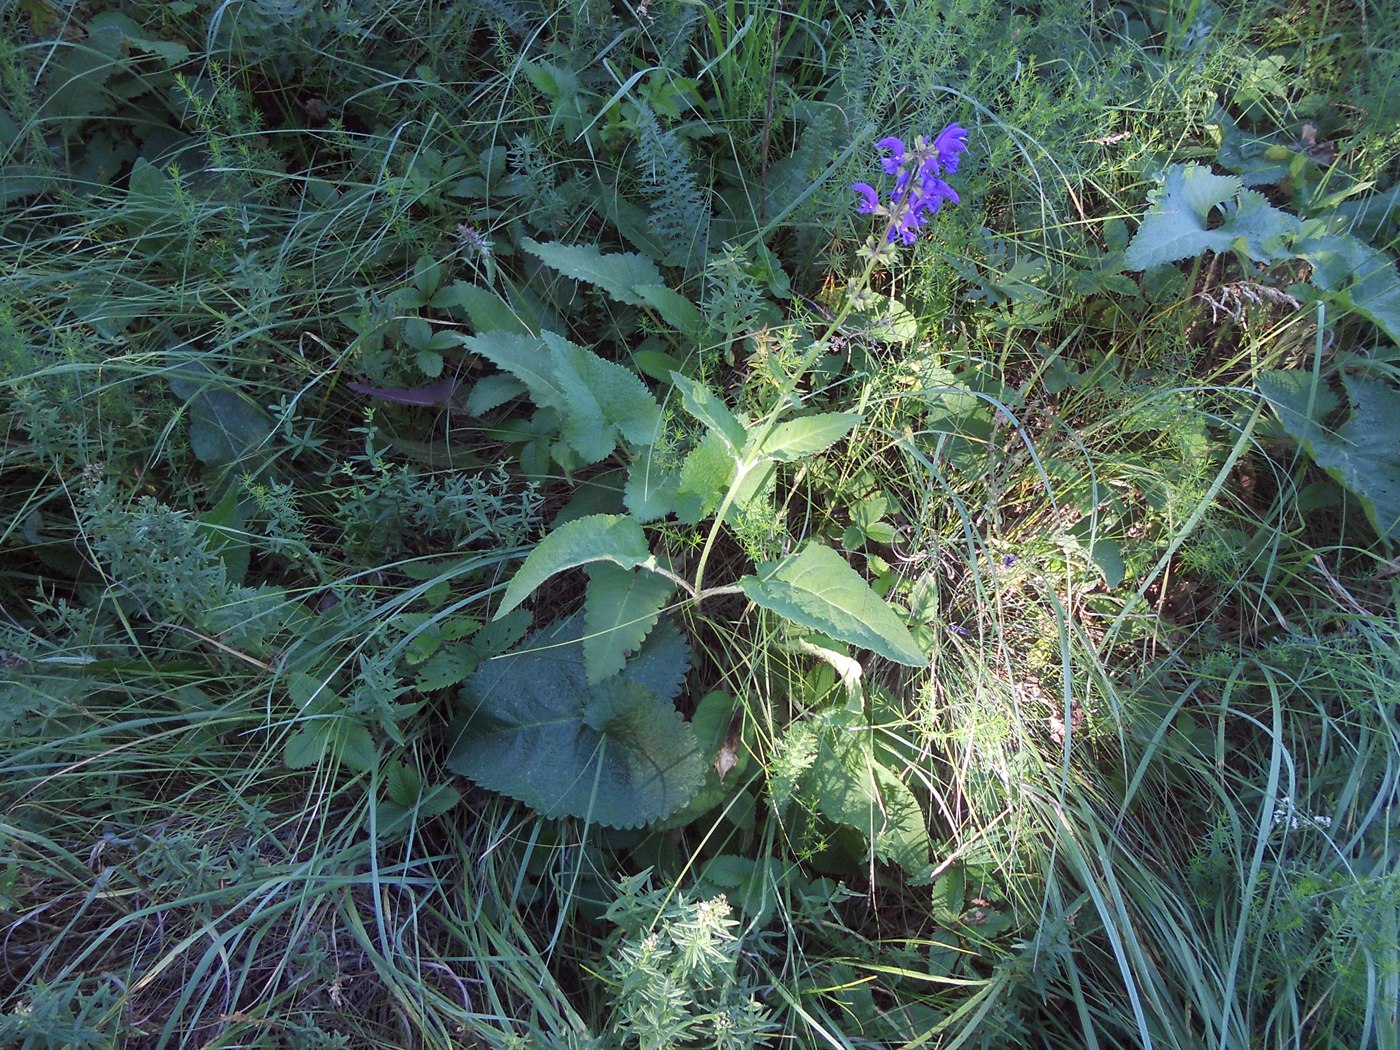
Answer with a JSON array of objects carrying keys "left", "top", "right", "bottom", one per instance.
[
  {"left": 522, "top": 238, "right": 663, "bottom": 305},
  {"left": 755, "top": 412, "right": 862, "bottom": 462},
  {"left": 448, "top": 615, "right": 702, "bottom": 828},
  {"left": 583, "top": 563, "right": 676, "bottom": 683},
  {"left": 739, "top": 543, "right": 925, "bottom": 667},
  {"left": 497, "top": 514, "right": 651, "bottom": 617}
]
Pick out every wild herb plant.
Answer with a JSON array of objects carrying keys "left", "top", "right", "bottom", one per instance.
[{"left": 2, "top": 0, "right": 1398, "bottom": 1046}]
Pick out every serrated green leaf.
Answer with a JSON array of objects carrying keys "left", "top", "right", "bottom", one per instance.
[
  {"left": 625, "top": 444, "right": 680, "bottom": 522},
  {"left": 1294, "top": 233, "right": 1400, "bottom": 347},
  {"left": 1261, "top": 371, "right": 1400, "bottom": 540},
  {"left": 756, "top": 412, "right": 862, "bottom": 462},
  {"left": 546, "top": 332, "right": 661, "bottom": 447},
  {"left": 522, "top": 238, "right": 663, "bottom": 306},
  {"left": 1225, "top": 189, "right": 1302, "bottom": 262},
  {"left": 545, "top": 337, "right": 611, "bottom": 463},
  {"left": 498, "top": 514, "right": 651, "bottom": 617},
  {"left": 653, "top": 691, "right": 752, "bottom": 830},
  {"left": 1125, "top": 163, "right": 1304, "bottom": 272},
  {"left": 415, "top": 349, "right": 444, "bottom": 377},
  {"left": 448, "top": 615, "right": 702, "bottom": 827},
  {"left": 1124, "top": 165, "right": 1242, "bottom": 269},
  {"left": 385, "top": 760, "right": 423, "bottom": 806},
  {"left": 460, "top": 331, "right": 564, "bottom": 409},
  {"left": 675, "top": 431, "right": 737, "bottom": 524},
  {"left": 436, "top": 282, "right": 532, "bottom": 334},
  {"left": 466, "top": 373, "right": 527, "bottom": 415},
  {"left": 583, "top": 563, "right": 675, "bottom": 683},
  {"left": 739, "top": 544, "right": 925, "bottom": 667},
  {"left": 414, "top": 644, "right": 480, "bottom": 691},
  {"left": 284, "top": 724, "right": 329, "bottom": 768},
  {"left": 336, "top": 722, "right": 378, "bottom": 773},
  {"left": 809, "top": 718, "right": 931, "bottom": 875},
  {"left": 670, "top": 372, "right": 748, "bottom": 450},
  {"left": 464, "top": 330, "right": 661, "bottom": 462}
]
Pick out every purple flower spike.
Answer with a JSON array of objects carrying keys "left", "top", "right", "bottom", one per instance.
[{"left": 855, "top": 123, "right": 969, "bottom": 246}]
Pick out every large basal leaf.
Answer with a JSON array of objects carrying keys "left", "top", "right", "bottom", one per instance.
[
  {"left": 739, "top": 544, "right": 925, "bottom": 667},
  {"left": 497, "top": 513, "right": 653, "bottom": 617},
  {"left": 169, "top": 363, "right": 274, "bottom": 468},
  {"left": 583, "top": 562, "right": 676, "bottom": 683},
  {"left": 522, "top": 238, "right": 663, "bottom": 306},
  {"left": 1260, "top": 370, "right": 1400, "bottom": 541},
  {"left": 447, "top": 615, "right": 703, "bottom": 828},
  {"left": 1125, "top": 163, "right": 1300, "bottom": 270}
]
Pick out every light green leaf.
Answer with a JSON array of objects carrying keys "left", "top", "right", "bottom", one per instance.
[
  {"left": 739, "top": 544, "right": 925, "bottom": 667},
  {"left": 670, "top": 371, "right": 748, "bottom": 451},
  {"left": 1225, "top": 188, "right": 1302, "bottom": 262},
  {"left": 853, "top": 294, "right": 918, "bottom": 343},
  {"left": 284, "top": 724, "right": 329, "bottom": 768},
  {"left": 675, "top": 431, "right": 737, "bottom": 525},
  {"left": 415, "top": 349, "right": 444, "bottom": 377},
  {"left": 632, "top": 284, "right": 701, "bottom": 337},
  {"left": 546, "top": 332, "right": 661, "bottom": 447},
  {"left": 413, "top": 644, "right": 480, "bottom": 692},
  {"left": 545, "top": 337, "right": 611, "bottom": 464},
  {"left": 625, "top": 444, "right": 680, "bottom": 522},
  {"left": 336, "top": 722, "right": 378, "bottom": 773},
  {"left": 1124, "top": 165, "right": 1242, "bottom": 269},
  {"left": 756, "top": 412, "right": 862, "bottom": 463},
  {"left": 461, "top": 331, "right": 564, "bottom": 409},
  {"left": 1124, "top": 164, "right": 1300, "bottom": 271},
  {"left": 497, "top": 514, "right": 651, "bottom": 617},
  {"left": 583, "top": 562, "right": 676, "bottom": 683},
  {"left": 810, "top": 717, "right": 931, "bottom": 875},
  {"left": 522, "top": 238, "right": 663, "bottom": 306},
  {"left": 436, "top": 282, "right": 532, "bottom": 334},
  {"left": 1294, "top": 233, "right": 1400, "bottom": 347},
  {"left": 466, "top": 373, "right": 528, "bottom": 415}
]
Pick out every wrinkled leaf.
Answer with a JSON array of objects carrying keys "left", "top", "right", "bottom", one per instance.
[
  {"left": 583, "top": 562, "right": 676, "bottom": 683},
  {"left": 448, "top": 616, "right": 702, "bottom": 827},
  {"left": 1260, "top": 370, "right": 1400, "bottom": 540}
]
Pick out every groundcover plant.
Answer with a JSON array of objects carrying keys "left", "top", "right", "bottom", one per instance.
[{"left": 2, "top": 0, "right": 1397, "bottom": 1047}]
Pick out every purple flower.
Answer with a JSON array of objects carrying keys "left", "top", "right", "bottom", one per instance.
[
  {"left": 933, "top": 124, "right": 969, "bottom": 172},
  {"left": 855, "top": 123, "right": 969, "bottom": 246},
  {"left": 876, "top": 136, "right": 906, "bottom": 174}
]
